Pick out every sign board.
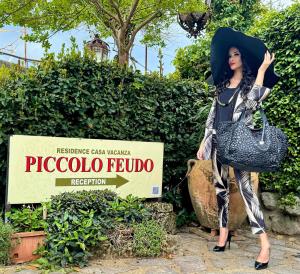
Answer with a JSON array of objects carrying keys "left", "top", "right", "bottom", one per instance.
[{"left": 6, "top": 135, "right": 164, "bottom": 204}]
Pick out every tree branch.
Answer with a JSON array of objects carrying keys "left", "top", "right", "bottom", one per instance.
[
  {"left": 102, "top": 18, "right": 118, "bottom": 41},
  {"left": 47, "top": 7, "right": 87, "bottom": 39},
  {"left": 82, "top": 0, "right": 117, "bottom": 41},
  {"left": 89, "top": 0, "right": 119, "bottom": 23},
  {"left": 17, "top": 9, "right": 83, "bottom": 26},
  {"left": 108, "top": 0, "right": 124, "bottom": 26},
  {"left": 133, "top": 11, "right": 162, "bottom": 34},
  {"left": 0, "top": 0, "right": 35, "bottom": 25},
  {"left": 125, "top": 0, "right": 139, "bottom": 27},
  {"left": 126, "top": 10, "right": 161, "bottom": 51},
  {"left": 135, "top": 3, "right": 156, "bottom": 13}
]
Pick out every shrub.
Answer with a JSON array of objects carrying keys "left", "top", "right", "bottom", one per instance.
[
  {"left": 107, "top": 194, "right": 151, "bottom": 223},
  {"left": 6, "top": 205, "right": 47, "bottom": 232},
  {"left": 0, "top": 64, "right": 24, "bottom": 85},
  {"left": 44, "top": 190, "right": 152, "bottom": 267},
  {"left": 45, "top": 208, "right": 108, "bottom": 268},
  {"left": 49, "top": 189, "right": 117, "bottom": 216},
  {"left": 0, "top": 218, "right": 13, "bottom": 265},
  {"left": 132, "top": 219, "right": 167, "bottom": 257}
]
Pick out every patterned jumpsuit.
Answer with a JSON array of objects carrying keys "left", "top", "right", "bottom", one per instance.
[{"left": 202, "top": 84, "right": 270, "bottom": 234}]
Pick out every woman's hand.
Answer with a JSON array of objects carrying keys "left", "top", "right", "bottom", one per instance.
[
  {"left": 255, "top": 51, "right": 275, "bottom": 86},
  {"left": 259, "top": 51, "right": 275, "bottom": 72}
]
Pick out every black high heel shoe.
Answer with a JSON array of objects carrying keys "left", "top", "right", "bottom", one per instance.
[
  {"left": 254, "top": 261, "right": 269, "bottom": 270},
  {"left": 213, "top": 231, "right": 232, "bottom": 252},
  {"left": 254, "top": 248, "right": 270, "bottom": 270}
]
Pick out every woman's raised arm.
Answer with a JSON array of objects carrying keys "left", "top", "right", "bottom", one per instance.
[{"left": 245, "top": 51, "right": 275, "bottom": 110}]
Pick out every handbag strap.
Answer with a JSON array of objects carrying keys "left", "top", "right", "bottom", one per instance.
[
  {"left": 238, "top": 106, "right": 270, "bottom": 144},
  {"left": 238, "top": 106, "right": 269, "bottom": 125},
  {"left": 258, "top": 107, "right": 269, "bottom": 126},
  {"left": 258, "top": 107, "right": 269, "bottom": 144}
]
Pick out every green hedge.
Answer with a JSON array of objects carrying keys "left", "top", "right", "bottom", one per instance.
[
  {"left": 0, "top": 53, "right": 210, "bottom": 204},
  {"left": 248, "top": 3, "right": 300, "bottom": 201}
]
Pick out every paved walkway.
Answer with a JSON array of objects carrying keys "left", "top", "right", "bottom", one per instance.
[{"left": 1, "top": 227, "right": 300, "bottom": 274}]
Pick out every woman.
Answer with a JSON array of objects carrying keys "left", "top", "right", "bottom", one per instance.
[{"left": 197, "top": 44, "right": 275, "bottom": 270}]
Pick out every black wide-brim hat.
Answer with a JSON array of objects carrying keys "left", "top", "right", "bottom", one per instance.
[{"left": 210, "top": 27, "right": 280, "bottom": 89}]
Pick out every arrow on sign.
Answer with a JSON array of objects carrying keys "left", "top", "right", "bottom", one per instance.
[
  {"left": 107, "top": 175, "right": 129, "bottom": 188},
  {"left": 55, "top": 175, "right": 129, "bottom": 188}
]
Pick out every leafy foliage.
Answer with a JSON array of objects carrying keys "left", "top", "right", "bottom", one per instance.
[
  {"left": 178, "top": 0, "right": 207, "bottom": 13},
  {"left": 6, "top": 205, "right": 48, "bottom": 232},
  {"left": 279, "top": 192, "right": 297, "bottom": 207},
  {"left": 45, "top": 207, "right": 108, "bottom": 268},
  {"left": 0, "top": 64, "right": 25, "bottom": 87},
  {"left": 108, "top": 194, "right": 152, "bottom": 223},
  {"left": 132, "top": 219, "right": 167, "bottom": 257},
  {"left": 208, "top": 0, "right": 263, "bottom": 33},
  {"left": 173, "top": 37, "right": 211, "bottom": 82},
  {"left": 0, "top": 218, "right": 13, "bottom": 265},
  {"left": 0, "top": 65, "right": 12, "bottom": 84},
  {"left": 44, "top": 190, "right": 152, "bottom": 267},
  {"left": 0, "top": 51, "right": 210, "bottom": 205},
  {"left": 175, "top": 208, "right": 198, "bottom": 227},
  {"left": 49, "top": 189, "right": 117, "bottom": 214},
  {"left": 248, "top": 2, "right": 300, "bottom": 202}
]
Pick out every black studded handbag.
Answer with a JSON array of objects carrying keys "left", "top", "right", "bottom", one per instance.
[{"left": 215, "top": 107, "right": 288, "bottom": 172}]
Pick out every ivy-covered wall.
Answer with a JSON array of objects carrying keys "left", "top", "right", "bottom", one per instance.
[{"left": 0, "top": 54, "right": 210, "bottom": 204}]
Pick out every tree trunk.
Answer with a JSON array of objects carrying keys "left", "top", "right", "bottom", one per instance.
[
  {"left": 116, "top": 27, "right": 133, "bottom": 66},
  {"left": 118, "top": 46, "right": 129, "bottom": 66}
]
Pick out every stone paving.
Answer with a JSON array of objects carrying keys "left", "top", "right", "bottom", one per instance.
[{"left": 1, "top": 227, "right": 300, "bottom": 274}]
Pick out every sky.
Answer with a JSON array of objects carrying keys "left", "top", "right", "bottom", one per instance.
[
  {"left": 0, "top": 0, "right": 294, "bottom": 75},
  {"left": 0, "top": 22, "right": 195, "bottom": 74}
]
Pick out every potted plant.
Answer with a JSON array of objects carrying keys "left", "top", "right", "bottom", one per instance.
[{"left": 6, "top": 204, "right": 48, "bottom": 264}]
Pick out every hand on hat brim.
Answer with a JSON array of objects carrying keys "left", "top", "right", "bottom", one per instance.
[{"left": 259, "top": 51, "right": 275, "bottom": 72}]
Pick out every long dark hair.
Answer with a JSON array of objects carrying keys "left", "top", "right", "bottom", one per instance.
[{"left": 214, "top": 46, "right": 255, "bottom": 99}]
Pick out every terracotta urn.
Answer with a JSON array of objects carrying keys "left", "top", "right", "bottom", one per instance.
[
  {"left": 186, "top": 159, "right": 259, "bottom": 230},
  {"left": 10, "top": 231, "right": 45, "bottom": 264}
]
